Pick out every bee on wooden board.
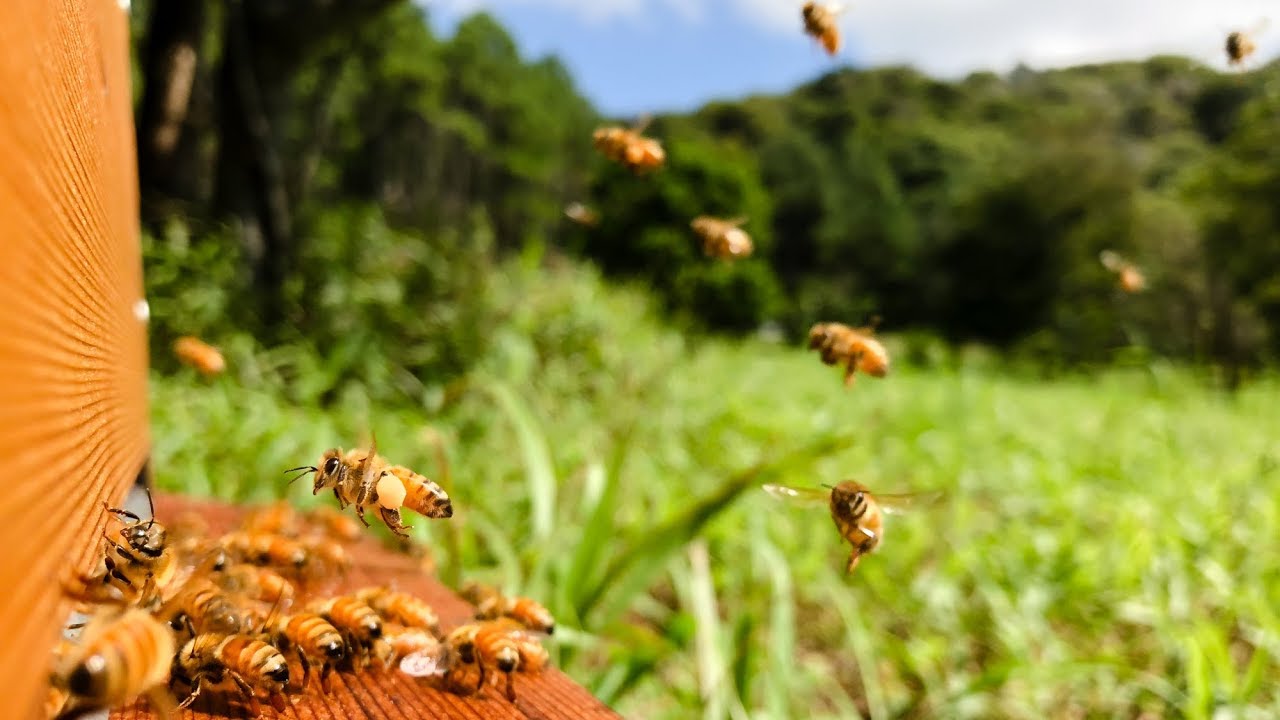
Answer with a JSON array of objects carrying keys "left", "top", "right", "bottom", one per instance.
[
  {"left": 355, "top": 586, "right": 441, "bottom": 635},
  {"left": 1099, "top": 250, "right": 1146, "bottom": 293},
  {"left": 691, "top": 215, "right": 754, "bottom": 260},
  {"left": 377, "top": 625, "right": 441, "bottom": 670},
  {"left": 157, "top": 576, "right": 247, "bottom": 637},
  {"left": 564, "top": 202, "right": 601, "bottom": 228},
  {"left": 65, "top": 491, "right": 176, "bottom": 609},
  {"left": 460, "top": 581, "right": 556, "bottom": 635},
  {"left": 802, "top": 2, "right": 846, "bottom": 56},
  {"left": 1226, "top": 19, "right": 1269, "bottom": 67},
  {"left": 240, "top": 500, "right": 300, "bottom": 536},
  {"left": 763, "top": 481, "right": 940, "bottom": 574},
  {"left": 218, "top": 530, "right": 308, "bottom": 571},
  {"left": 171, "top": 631, "right": 290, "bottom": 714},
  {"left": 592, "top": 116, "right": 666, "bottom": 174},
  {"left": 271, "top": 612, "right": 346, "bottom": 693},
  {"left": 307, "top": 595, "right": 384, "bottom": 669},
  {"left": 806, "top": 321, "right": 890, "bottom": 387},
  {"left": 441, "top": 621, "right": 524, "bottom": 702},
  {"left": 217, "top": 564, "right": 296, "bottom": 607},
  {"left": 50, "top": 608, "right": 178, "bottom": 720},
  {"left": 172, "top": 336, "right": 225, "bottom": 376},
  {"left": 286, "top": 435, "right": 454, "bottom": 538},
  {"left": 306, "top": 505, "right": 363, "bottom": 542}
]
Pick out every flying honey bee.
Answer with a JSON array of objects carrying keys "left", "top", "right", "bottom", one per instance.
[
  {"left": 802, "top": 2, "right": 846, "bottom": 56},
  {"left": 564, "top": 202, "right": 601, "bottom": 228},
  {"left": 288, "top": 436, "right": 454, "bottom": 538},
  {"left": 308, "top": 595, "right": 384, "bottom": 669},
  {"left": 807, "top": 321, "right": 890, "bottom": 387},
  {"left": 172, "top": 336, "right": 225, "bottom": 376},
  {"left": 355, "top": 586, "right": 441, "bottom": 635},
  {"left": 271, "top": 612, "right": 345, "bottom": 693},
  {"left": 171, "top": 632, "right": 290, "bottom": 714},
  {"left": 1226, "top": 19, "right": 1269, "bottom": 67},
  {"left": 460, "top": 582, "right": 556, "bottom": 635},
  {"left": 65, "top": 493, "right": 176, "bottom": 609},
  {"left": 592, "top": 117, "right": 666, "bottom": 174},
  {"left": 691, "top": 215, "right": 754, "bottom": 260},
  {"left": 50, "top": 608, "right": 178, "bottom": 719},
  {"left": 1099, "top": 250, "right": 1146, "bottom": 293},
  {"left": 763, "top": 481, "right": 939, "bottom": 574}
]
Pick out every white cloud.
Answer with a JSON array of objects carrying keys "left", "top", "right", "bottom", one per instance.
[{"left": 428, "top": 0, "right": 1278, "bottom": 73}]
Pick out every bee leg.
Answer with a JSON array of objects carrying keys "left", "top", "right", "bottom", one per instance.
[
  {"left": 504, "top": 671, "right": 516, "bottom": 702},
  {"left": 475, "top": 662, "right": 487, "bottom": 696},
  {"left": 379, "top": 507, "right": 411, "bottom": 538},
  {"left": 227, "top": 671, "right": 267, "bottom": 715},
  {"left": 843, "top": 360, "right": 857, "bottom": 387},
  {"left": 332, "top": 487, "right": 348, "bottom": 510},
  {"left": 177, "top": 677, "right": 202, "bottom": 710},
  {"left": 845, "top": 551, "right": 862, "bottom": 575},
  {"left": 320, "top": 661, "right": 336, "bottom": 694},
  {"left": 144, "top": 687, "right": 178, "bottom": 720},
  {"left": 297, "top": 649, "right": 312, "bottom": 692}
]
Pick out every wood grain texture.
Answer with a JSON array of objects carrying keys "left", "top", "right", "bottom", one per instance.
[
  {"left": 106, "top": 494, "right": 624, "bottom": 720},
  {"left": 0, "top": 1, "right": 147, "bottom": 718}
]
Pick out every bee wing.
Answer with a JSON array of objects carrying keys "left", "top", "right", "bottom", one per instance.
[
  {"left": 725, "top": 216, "right": 748, "bottom": 227},
  {"left": 632, "top": 113, "right": 652, "bottom": 134},
  {"left": 761, "top": 483, "right": 830, "bottom": 506},
  {"left": 1250, "top": 17, "right": 1271, "bottom": 36},
  {"left": 872, "top": 489, "right": 945, "bottom": 515},
  {"left": 399, "top": 649, "right": 448, "bottom": 678}
]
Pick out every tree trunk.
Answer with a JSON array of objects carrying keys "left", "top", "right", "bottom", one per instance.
[{"left": 136, "top": 0, "right": 209, "bottom": 228}]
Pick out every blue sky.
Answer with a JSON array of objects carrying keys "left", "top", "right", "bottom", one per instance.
[{"left": 421, "top": 0, "right": 1278, "bottom": 117}]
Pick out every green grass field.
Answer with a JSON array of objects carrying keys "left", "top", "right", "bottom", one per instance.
[{"left": 149, "top": 264, "right": 1280, "bottom": 719}]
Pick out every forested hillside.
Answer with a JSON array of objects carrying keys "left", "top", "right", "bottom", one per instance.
[{"left": 132, "top": 0, "right": 1280, "bottom": 394}]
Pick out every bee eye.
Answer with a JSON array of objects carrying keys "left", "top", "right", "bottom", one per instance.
[{"left": 323, "top": 458, "right": 341, "bottom": 475}]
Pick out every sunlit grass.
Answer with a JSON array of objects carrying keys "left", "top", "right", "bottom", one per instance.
[{"left": 151, "top": 302, "right": 1280, "bottom": 718}]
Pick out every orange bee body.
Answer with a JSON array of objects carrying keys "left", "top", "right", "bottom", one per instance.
[
  {"left": 173, "top": 336, "right": 225, "bottom": 376},
  {"left": 219, "top": 531, "right": 308, "bottom": 571},
  {"left": 240, "top": 501, "right": 299, "bottom": 536},
  {"left": 309, "top": 596, "right": 384, "bottom": 668},
  {"left": 377, "top": 625, "right": 442, "bottom": 669},
  {"left": 802, "top": 2, "right": 844, "bottom": 56},
  {"left": 444, "top": 621, "right": 523, "bottom": 701},
  {"left": 306, "top": 505, "right": 363, "bottom": 542},
  {"left": 300, "top": 536, "right": 353, "bottom": 577},
  {"left": 1100, "top": 250, "right": 1146, "bottom": 294},
  {"left": 691, "top": 215, "right": 754, "bottom": 260},
  {"left": 274, "top": 613, "right": 345, "bottom": 693},
  {"left": 564, "top": 202, "right": 601, "bottom": 227},
  {"left": 593, "top": 120, "right": 666, "bottom": 174},
  {"left": 219, "top": 565, "right": 296, "bottom": 606},
  {"left": 160, "top": 577, "right": 246, "bottom": 636},
  {"left": 173, "top": 633, "right": 290, "bottom": 714},
  {"left": 356, "top": 587, "right": 441, "bottom": 634},
  {"left": 52, "top": 609, "right": 177, "bottom": 718},
  {"left": 807, "top": 322, "right": 890, "bottom": 387}
]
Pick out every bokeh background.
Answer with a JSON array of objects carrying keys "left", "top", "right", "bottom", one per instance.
[{"left": 135, "top": 0, "right": 1280, "bottom": 717}]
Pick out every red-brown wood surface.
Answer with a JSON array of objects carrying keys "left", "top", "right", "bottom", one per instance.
[
  {"left": 107, "top": 493, "right": 624, "bottom": 720},
  {"left": 0, "top": 1, "right": 148, "bottom": 719}
]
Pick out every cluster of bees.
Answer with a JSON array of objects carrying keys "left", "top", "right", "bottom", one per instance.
[{"left": 48, "top": 463, "right": 556, "bottom": 719}]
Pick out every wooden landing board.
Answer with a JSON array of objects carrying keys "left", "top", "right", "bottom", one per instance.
[{"left": 107, "top": 493, "right": 623, "bottom": 720}]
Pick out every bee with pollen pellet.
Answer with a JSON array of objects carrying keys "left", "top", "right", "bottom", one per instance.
[{"left": 46, "top": 469, "right": 556, "bottom": 718}]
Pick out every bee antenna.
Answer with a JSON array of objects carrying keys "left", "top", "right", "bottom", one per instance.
[
  {"left": 820, "top": 483, "right": 835, "bottom": 489},
  {"left": 146, "top": 486, "right": 156, "bottom": 529},
  {"left": 284, "top": 466, "right": 317, "bottom": 485}
]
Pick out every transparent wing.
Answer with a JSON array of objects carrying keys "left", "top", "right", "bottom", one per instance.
[
  {"left": 399, "top": 650, "right": 447, "bottom": 678},
  {"left": 762, "top": 483, "right": 830, "bottom": 506},
  {"left": 872, "top": 489, "right": 945, "bottom": 515},
  {"left": 1250, "top": 18, "right": 1270, "bottom": 36}
]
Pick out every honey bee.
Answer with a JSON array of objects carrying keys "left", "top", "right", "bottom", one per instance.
[
  {"left": 65, "top": 493, "right": 176, "bottom": 608},
  {"left": 806, "top": 321, "right": 890, "bottom": 387},
  {"left": 592, "top": 117, "right": 666, "bottom": 174},
  {"left": 802, "top": 2, "right": 846, "bottom": 56},
  {"left": 157, "top": 577, "right": 247, "bottom": 637},
  {"left": 377, "top": 625, "right": 442, "bottom": 670},
  {"left": 217, "top": 565, "right": 296, "bottom": 607},
  {"left": 218, "top": 531, "right": 308, "bottom": 571},
  {"left": 299, "top": 535, "right": 353, "bottom": 579},
  {"left": 690, "top": 215, "right": 754, "bottom": 260},
  {"left": 240, "top": 501, "right": 300, "bottom": 536},
  {"left": 272, "top": 613, "right": 345, "bottom": 693},
  {"left": 763, "top": 481, "right": 938, "bottom": 574},
  {"left": 288, "top": 436, "right": 453, "bottom": 538},
  {"left": 442, "top": 621, "right": 523, "bottom": 701},
  {"left": 355, "top": 586, "right": 441, "bottom": 635},
  {"left": 306, "top": 505, "right": 363, "bottom": 542},
  {"left": 460, "top": 582, "right": 556, "bottom": 635},
  {"left": 1099, "top": 250, "right": 1146, "bottom": 293},
  {"left": 171, "top": 632, "right": 290, "bottom": 714},
  {"left": 564, "top": 202, "right": 601, "bottom": 228},
  {"left": 172, "top": 336, "right": 225, "bottom": 376},
  {"left": 51, "top": 608, "right": 177, "bottom": 719},
  {"left": 308, "top": 595, "right": 384, "bottom": 668},
  {"left": 1226, "top": 20, "right": 1268, "bottom": 67}
]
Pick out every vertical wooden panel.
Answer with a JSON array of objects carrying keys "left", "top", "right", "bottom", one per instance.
[{"left": 0, "top": 1, "right": 148, "bottom": 718}]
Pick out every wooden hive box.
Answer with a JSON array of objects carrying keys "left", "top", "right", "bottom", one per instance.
[{"left": 0, "top": 2, "right": 623, "bottom": 718}]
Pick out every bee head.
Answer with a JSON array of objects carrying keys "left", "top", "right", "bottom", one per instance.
[
  {"left": 67, "top": 655, "right": 109, "bottom": 700},
  {"left": 323, "top": 639, "right": 345, "bottom": 659},
  {"left": 496, "top": 649, "right": 519, "bottom": 674},
  {"left": 266, "top": 660, "right": 290, "bottom": 685}
]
